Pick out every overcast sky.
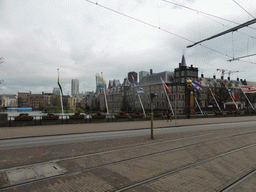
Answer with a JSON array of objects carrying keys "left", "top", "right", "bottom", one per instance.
[{"left": 1, "top": 0, "right": 256, "bottom": 95}]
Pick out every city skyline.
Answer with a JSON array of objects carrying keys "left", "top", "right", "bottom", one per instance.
[{"left": 1, "top": 1, "right": 256, "bottom": 94}]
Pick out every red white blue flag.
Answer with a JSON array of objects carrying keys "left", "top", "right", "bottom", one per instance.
[{"left": 241, "top": 86, "right": 256, "bottom": 93}]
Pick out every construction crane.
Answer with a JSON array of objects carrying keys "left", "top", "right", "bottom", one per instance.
[{"left": 216, "top": 69, "right": 242, "bottom": 79}]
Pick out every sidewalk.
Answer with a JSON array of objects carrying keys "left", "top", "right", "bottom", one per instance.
[{"left": 1, "top": 116, "right": 256, "bottom": 140}]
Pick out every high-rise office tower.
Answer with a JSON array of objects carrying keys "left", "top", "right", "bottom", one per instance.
[{"left": 71, "top": 79, "right": 79, "bottom": 96}]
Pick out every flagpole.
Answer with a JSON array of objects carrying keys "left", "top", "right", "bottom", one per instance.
[
  {"left": 131, "top": 75, "right": 146, "bottom": 116},
  {"left": 160, "top": 77, "right": 174, "bottom": 115},
  {"left": 228, "top": 90, "right": 238, "bottom": 110},
  {"left": 241, "top": 90, "right": 255, "bottom": 110},
  {"left": 101, "top": 73, "right": 109, "bottom": 114},
  {"left": 103, "top": 86, "right": 109, "bottom": 114},
  {"left": 194, "top": 97, "right": 203, "bottom": 115},
  {"left": 138, "top": 93, "right": 146, "bottom": 116},
  {"left": 57, "top": 69, "right": 64, "bottom": 116},
  {"left": 209, "top": 88, "right": 222, "bottom": 112},
  {"left": 224, "top": 83, "right": 238, "bottom": 110}
]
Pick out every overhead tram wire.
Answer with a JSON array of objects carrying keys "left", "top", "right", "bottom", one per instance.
[
  {"left": 200, "top": 14, "right": 256, "bottom": 39},
  {"left": 161, "top": 0, "right": 256, "bottom": 31},
  {"left": 84, "top": 0, "right": 232, "bottom": 58},
  {"left": 227, "top": 53, "right": 256, "bottom": 62},
  {"left": 232, "top": 0, "right": 255, "bottom": 19},
  {"left": 187, "top": 18, "right": 256, "bottom": 48}
]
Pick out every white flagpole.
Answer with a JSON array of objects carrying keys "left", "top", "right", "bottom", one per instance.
[
  {"left": 194, "top": 97, "right": 203, "bottom": 115},
  {"left": 241, "top": 90, "right": 255, "bottom": 110},
  {"left": 138, "top": 93, "right": 146, "bottom": 116},
  {"left": 160, "top": 77, "right": 174, "bottom": 115},
  {"left": 101, "top": 72, "right": 109, "bottom": 114},
  {"left": 209, "top": 89, "right": 222, "bottom": 112},
  {"left": 58, "top": 69, "right": 64, "bottom": 116},
  {"left": 224, "top": 84, "right": 238, "bottom": 110},
  {"left": 228, "top": 91, "right": 238, "bottom": 110},
  {"left": 60, "top": 90, "right": 64, "bottom": 116},
  {"left": 132, "top": 75, "right": 146, "bottom": 116},
  {"left": 103, "top": 86, "right": 109, "bottom": 114}
]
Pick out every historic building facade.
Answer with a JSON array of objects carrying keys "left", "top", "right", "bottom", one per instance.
[{"left": 86, "top": 55, "right": 251, "bottom": 114}]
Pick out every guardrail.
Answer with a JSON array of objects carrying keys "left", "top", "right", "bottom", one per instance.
[
  {"left": 7, "top": 114, "right": 166, "bottom": 127},
  {"left": 4, "top": 111, "right": 256, "bottom": 127}
]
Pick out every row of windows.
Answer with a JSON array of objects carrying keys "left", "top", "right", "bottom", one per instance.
[{"left": 176, "top": 70, "right": 198, "bottom": 77}]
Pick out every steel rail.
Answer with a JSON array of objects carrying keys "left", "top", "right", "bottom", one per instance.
[{"left": 1, "top": 130, "right": 256, "bottom": 190}]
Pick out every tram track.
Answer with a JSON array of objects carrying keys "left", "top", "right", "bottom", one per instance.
[
  {"left": 1, "top": 129, "right": 256, "bottom": 191},
  {"left": 114, "top": 143, "right": 256, "bottom": 192},
  {"left": 1, "top": 140, "right": 256, "bottom": 191},
  {"left": 1, "top": 129, "right": 255, "bottom": 172},
  {"left": 217, "top": 167, "right": 256, "bottom": 192}
]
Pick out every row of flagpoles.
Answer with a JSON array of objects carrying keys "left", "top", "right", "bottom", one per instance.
[{"left": 57, "top": 69, "right": 256, "bottom": 115}]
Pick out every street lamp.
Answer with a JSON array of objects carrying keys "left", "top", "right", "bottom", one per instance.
[
  {"left": 186, "top": 79, "right": 192, "bottom": 119},
  {"left": 150, "top": 93, "right": 157, "bottom": 139}
]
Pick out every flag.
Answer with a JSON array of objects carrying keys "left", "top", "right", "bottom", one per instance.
[
  {"left": 225, "top": 85, "right": 238, "bottom": 99},
  {"left": 241, "top": 86, "right": 256, "bottom": 93},
  {"left": 160, "top": 77, "right": 171, "bottom": 94},
  {"left": 192, "top": 80, "right": 202, "bottom": 91},
  {"left": 101, "top": 72, "right": 108, "bottom": 96},
  {"left": 57, "top": 69, "right": 64, "bottom": 97},
  {"left": 209, "top": 88, "right": 220, "bottom": 99},
  {"left": 132, "top": 76, "right": 144, "bottom": 95}
]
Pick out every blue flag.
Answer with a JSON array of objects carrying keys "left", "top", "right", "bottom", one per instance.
[
  {"left": 133, "top": 79, "right": 144, "bottom": 95},
  {"left": 192, "top": 81, "right": 202, "bottom": 91}
]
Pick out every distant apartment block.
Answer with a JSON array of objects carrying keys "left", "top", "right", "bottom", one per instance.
[
  {"left": 18, "top": 92, "right": 31, "bottom": 107},
  {"left": 0, "top": 94, "right": 18, "bottom": 107},
  {"left": 128, "top": 71, "right": 137, "bottom": 83},
  {"left": 71, "top": 79, "right": 79, "bottom": 96}
]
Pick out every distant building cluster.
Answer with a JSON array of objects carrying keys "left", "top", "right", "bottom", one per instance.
[{"left": 1, "top": 55, "right": 256, "bottom": 113}]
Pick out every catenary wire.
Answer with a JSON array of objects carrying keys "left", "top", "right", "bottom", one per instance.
[
  {"left": 161, "top": 0, "right": 256, "bottom": 31},
  {"left": 84, "top": 0, "right": 233, "bottom": 58},
  {"left": 232, "top": 0, "right": 255, "bottom": 19}
]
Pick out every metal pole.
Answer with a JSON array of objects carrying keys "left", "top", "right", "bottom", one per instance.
[
  {"left": 151, "top": 101, "right": 153, "bottom": 139},
  {"left": 138, "top": 93, "right": 146, "bottom": 116},
  {"left": 103, "top": 87, "right": 109, "bottom": 114},
  {"left": 209, "top": 89, "right": 222, "bottom": 112},
  {"left": 242, "top": 91, "right": 255, "bottom": 110},
  {"left": 194, "top": 97, "right": 204, "bottom": 115}
]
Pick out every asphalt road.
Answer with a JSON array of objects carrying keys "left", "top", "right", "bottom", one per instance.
[{"left": 1, "top": 120, "right": 256, "bottom": 149}]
